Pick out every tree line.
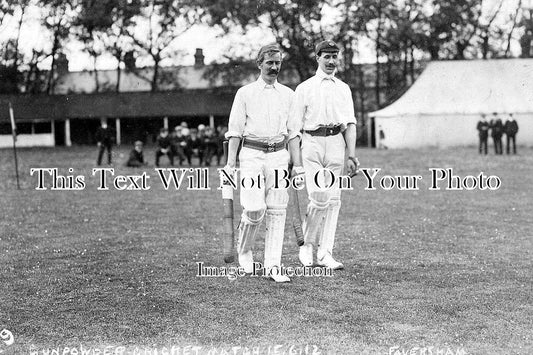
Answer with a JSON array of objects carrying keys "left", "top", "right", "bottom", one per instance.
[{"left": 1, "top": 0, "right": 532, "bottom": 109}]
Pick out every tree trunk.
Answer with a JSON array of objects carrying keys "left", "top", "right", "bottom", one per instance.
[
  {"left": 116, "top": 55, "right": 122, "bottom": 93},
  {"left": 375, "top": 4, "right": 382, "bottom": 108},
  {"left": 151, "top": 56, "right": 160, "bottom": 92},
  {"left": 13, "top": 3, "right": 26, "bottom": 89},
  {"left": 409, "top": 45, "right": 415, "bottom": 85},
  {"left": 385, "top": 57, "right": 392, "bottom": 98},
  {"left": 481, "top": 33, "right": 489, "bottom": 59},
  {"left": 428, "top": 38, "right": 440, "bottom": 60},
  {"left": 93, "top": 52, "right": 100, "bottom": 93},
  {"left": 357, "top": 66, "right": 366, "bottom": 125},
  {"left": 455, "top": 42, "right": 466, "bottom": 60},
  {"left": 505, "top": 0, "right": 522, "bottom": 57},
  {"left": 403, "top": 40, "right": 409, "bottom": 86},
  {"left": 46, "top": 36, "right": 59, "bottom": 95}
]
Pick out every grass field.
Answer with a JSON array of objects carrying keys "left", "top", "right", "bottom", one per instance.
[{"left": 0, "top": 145, "right": 532, "bottom": 355}]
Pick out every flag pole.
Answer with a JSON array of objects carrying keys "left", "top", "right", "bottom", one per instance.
[{"left": 9, "top": 102, "right": 20, "bottom": 190}]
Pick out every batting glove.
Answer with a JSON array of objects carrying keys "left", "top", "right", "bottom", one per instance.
[{"left": 291, "top": 166, "right": 305, "bottom": 189}]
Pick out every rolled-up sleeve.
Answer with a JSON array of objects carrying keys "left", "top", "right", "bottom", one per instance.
[
  {"left": 225, "top": 88, "right": 246, "bottom": 139},
  {"left": 343, "top": 84, "right": 357, "bottom": 126},
  {"left": 288, "top": 85, "right": 305, "bottom": 140}
]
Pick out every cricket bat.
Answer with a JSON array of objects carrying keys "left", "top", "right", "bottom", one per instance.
[
  {"left": 291, "top": 187, "right": 305, "bottom": 247},
  {"left": 222, "top": 141, "right": 235, "bottom": 263}
]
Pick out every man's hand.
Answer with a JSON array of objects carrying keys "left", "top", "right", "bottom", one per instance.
[
  {"left": 291, "top": 165, "right": 305, "bottom": 189},
  {"left": 222, "top": 164, "right": 237, "bottom": 181},
  {"left": 97, "top": 142, "right": 102, "bottom": 147},
  {"left": 347, "top": 157, "right": 360, "bottom": 178}
]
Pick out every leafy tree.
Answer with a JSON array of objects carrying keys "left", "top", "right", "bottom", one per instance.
[
  {"left": 75, "top": 0, "right": 141, "bottom": 92},
  {"left": 358, "top": 0, "right": 396, "bottom": 106},
  {"left": 416, "top": 0, "right": 483, "bottom": 59},
  {"left": 0, "top": 0, "right": 30, "bottom": 93},
  {"left": 76, "top": 0, "right": 113, "bottom": 92},
  {"left": 23, "top": 49, "right": 49, "bottom": 93},
  {"left": 505, "top": 0, "right": 524, "bottom": 57},
  {"left": 477, "top": 0, "right": 504, "bottom": 59},
  {"left": 124, "top": 0, "right": 200, "bottom": 92},
  {"left": 38, "top": 0, "right": 79, "bottom": 94},
  {"left": 518, "top": 1, "right": 533, "bottom": 57},
  {"left": 0, "top": 0, "right": 15, "bottom": 27},
  {"left": 103, "top": 0, "right": 141, "bottom": 92},
  {"left": 201, "top": 0, "right": 328, "bottom": 81}
]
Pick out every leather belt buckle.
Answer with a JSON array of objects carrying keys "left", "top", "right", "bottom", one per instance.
[
  {"left": 327, "top": 128, "right": 334, "bottom": 135},
  {"left": 267, "top": 142, "right": 275, "bottom": 152}
]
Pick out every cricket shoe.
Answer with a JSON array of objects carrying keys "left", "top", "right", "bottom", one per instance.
[
  {"left": 238, "top": 251, "right": 254, "bottom": 274},
  {"left": 298, "top": 244, "right": 313, "bottom": 267},
  {"left": 317, "top": 253, "right": 344, "bottom": 270},
  {"left": 267, "top": 267, "right": 290, "bottom": 283}
]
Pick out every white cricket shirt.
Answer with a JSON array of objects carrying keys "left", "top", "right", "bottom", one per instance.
[
  {"left": 225, "top": 77, "right": 295, "bottom": 143},
  {"left": 289, "top": 67, "right": 356, "bottom": 139}
]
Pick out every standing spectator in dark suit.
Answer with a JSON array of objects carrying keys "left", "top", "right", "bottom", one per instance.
[
  {"left": 126, "top": 141, "right": 147, "bottom": 167},
  {"left": 476, "top": 114, "right": 489, "bottom": 155},
  {"left": 504, "top": 114, "right": 519, "bottom": 154},
  {"left": 96, "top": 118, "right": 114, "bottom": 165},
  {"left": 155, "top": 128, "right": 174, "bottom": 166},
  {"left": 490, "top": 113, "right": 503, "bottom": 155}
]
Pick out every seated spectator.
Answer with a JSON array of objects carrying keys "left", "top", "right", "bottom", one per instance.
[
  {"left": 215, "top": 126, "right": 227, "bottom": 165},
  {"left": 185, "top": 128, "right": 205, "bottom": 166},
  {"left": 203, "top": 126, "right": 219, "bottom": 166},
  {"left": 126, "top": 141, "right": 147, "bottom": 167},
  {"left": 155, "top": 128, "right": 174, "bottom": 166},
  {"left": 172, "top": 126, "right": 188, "bottom": 166}
]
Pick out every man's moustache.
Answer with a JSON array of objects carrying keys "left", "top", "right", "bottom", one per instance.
[{"left": 268, "top": 70, "right": 279, "bottom": 75}]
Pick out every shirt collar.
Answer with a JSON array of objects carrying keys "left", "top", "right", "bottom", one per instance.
[
  {"left": 315, "top": 67, "right": 336, "bottom": 81},
  {"left": 257, "top": 76, "right": 278, "bottom": 90}
]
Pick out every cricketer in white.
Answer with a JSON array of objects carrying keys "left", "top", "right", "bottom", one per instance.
[
  {"left": 290, "top": 40, "right": 359, "bottom": 270},
  {"left": 224, "top": 43, "right": 303, "bottom": 283}
]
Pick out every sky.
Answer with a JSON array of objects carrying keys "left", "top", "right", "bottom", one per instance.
[{"left": 0, "top": 0, "right": 528, "bottom": 72}]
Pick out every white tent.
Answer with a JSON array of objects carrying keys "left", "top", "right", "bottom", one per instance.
[{"left": 370, "top": 59, "right": 533, "bottom": 149}]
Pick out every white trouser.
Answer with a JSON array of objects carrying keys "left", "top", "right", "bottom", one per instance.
[
  {"left": 238, "top": 147, "right": 290, "bottom": 269},
  {"left": 301, "top": 133, "right": 345, "bottom": 258}
]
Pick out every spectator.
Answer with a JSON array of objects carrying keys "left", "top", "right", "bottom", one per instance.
[
  {"left": 202, "top": 126, "right": 219, "bottom": 166},
  {"left": 172, "top": 126, "right": 188, "bottom": 165},
  {"left": 126, "top": 141, "right": 147, "bottom": 167},
  {"left": 476, "top": 114, "right": 489, "bottom": 155},
  {"left": 490, "top": 113, "right": 503, "bottom": 155},
  {"left": 186, "top": 128, "right": 204, "bottom": 165},
  {"left": 215, "top": 126, "right": 228, "bottom": 165},
  {"left": 504, "top": 113, "right": 519, "bottom": 154},
  {"left": 378, "top": 125, "right": 387, "bottom": 149},
  {"left": 155, "top": 128, "right": 174, "bottom": 166},
  {"left": 95, "top": 117, "right": 114, "bottom": 166}
]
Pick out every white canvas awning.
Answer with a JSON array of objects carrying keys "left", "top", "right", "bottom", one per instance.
[{"left": 370, "top": 59, "right": 533, "bottom": 117}]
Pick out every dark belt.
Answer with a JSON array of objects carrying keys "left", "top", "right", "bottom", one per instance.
[
  {"left": 242, "top": 138, "right": 287, "bottom": 153},
  {"left": 304, "top": 125, "right": 342, "bottom": 137}
]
